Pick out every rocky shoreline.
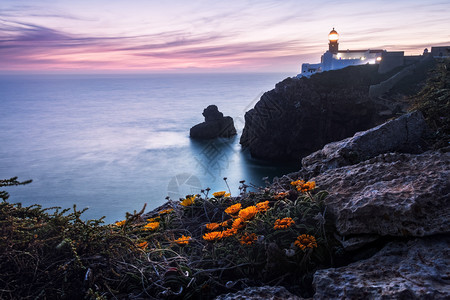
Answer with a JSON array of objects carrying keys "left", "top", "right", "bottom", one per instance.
[
  {"left": 219, "top": 115, "right": 449, "bottom": 299},
  {"left": 209, "top": 60, "right": 450, "bottom": 298}
]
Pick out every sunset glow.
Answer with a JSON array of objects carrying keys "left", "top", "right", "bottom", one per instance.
[{"left": 1, "top": 0, "right": 449, "bottom": 73}]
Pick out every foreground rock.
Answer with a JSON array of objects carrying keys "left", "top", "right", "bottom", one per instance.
[
  {"left": 313, "top": 236, "right": 450, "bottom": 299},
  {"left": 312, "top": 150, "right": 449, "bottom": 248},
  {"left": 215, "top": 286, "right": 302, "bottom": 300},
  {"left": 190, "top": 105, "right": 237, "bottom": 139},
  {"left": 302, "top": 110, "right": 426, "bottom": 175}
]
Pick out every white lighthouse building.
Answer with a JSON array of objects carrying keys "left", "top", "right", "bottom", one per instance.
[{"left": 299, "top": 28, "right": 383, "bottom": 77}]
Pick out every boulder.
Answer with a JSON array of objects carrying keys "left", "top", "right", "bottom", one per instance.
[
  {"left": 302, "top": 110, "right": 427, "bottom": 175},
  {"left": 215, "top": 286, "right": 302, "bottom": 300},
  {"left": 190, "top": 105, "right": 237, "bottom": 139},
  {"left": 311, "top": 150, "right": 449, "bottom": 246},
  {"left": 313, "top": 236, "right": 450, "bottom": 299}
]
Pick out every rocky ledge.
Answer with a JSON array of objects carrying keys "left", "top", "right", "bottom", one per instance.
[
  {"left": 314, "top": 236, "right": 450, "bottom": 299},
  {"left": 190, "top": 105, "right": 237, "bottom": 139},
  {"left": 264, "top": 108, "right": 449, "bottom": 298}
]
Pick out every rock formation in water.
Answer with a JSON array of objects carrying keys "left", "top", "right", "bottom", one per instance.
[{"left": 190, "top": 105, "right": 237, "bottom": 139}]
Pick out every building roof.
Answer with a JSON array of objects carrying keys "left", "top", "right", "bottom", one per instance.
[{"left": 337, "top": 49, "right": 384, "bottom": 53}]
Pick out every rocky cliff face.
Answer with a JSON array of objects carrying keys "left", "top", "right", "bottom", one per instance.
[
  {"left": 240, "top": 64, "right": 430, "bottom": 161},
  {"left": 266, "top": 111, "right": 449, "bottom": 298}
]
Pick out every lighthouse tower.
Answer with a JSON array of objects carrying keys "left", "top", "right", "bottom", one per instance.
[{"left": 328, "top": 28, "right": 339, "bottom": 53}]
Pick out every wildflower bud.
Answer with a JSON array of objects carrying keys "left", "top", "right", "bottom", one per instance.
[{"left": 223, "top": 177, "right": 227, "bottom": 180}]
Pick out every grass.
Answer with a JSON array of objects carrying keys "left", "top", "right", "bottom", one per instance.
[
  {"left": 1, "top": 177, "right": 338, "bottom": 299},
  {"left": 409, "top": 58, "right": 450, "bottom": 149}
]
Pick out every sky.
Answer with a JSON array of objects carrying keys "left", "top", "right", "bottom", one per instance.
[{"left": 1, "top": 0, "right": 449, "bottom": 73}]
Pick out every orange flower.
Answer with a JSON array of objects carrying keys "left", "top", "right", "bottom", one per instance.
[
  {"left": 256, "top": 201, "right": 270, "bottom": 212},
  {"left": 294, "top": 234, "right": 318, "bottom": 250},
  {"left": 174, "top": 235, "right": 191, "bottom": 246},
  {"left": 115, "top": 220, "right": 126, "bottom": 226},
  {"left": 137, "top": 241, "right": 148, "bottom": 250},
  {"left": 240, "top": 232, "right": 257, "bottom": 245},
  {"left": 224, "top": 203, "right": 241, "bottom": 215},
  {"left": 290, "top": 179, "right": 305, "bottom": 187},
  {"left": 159, "top": 208, "right": 174, "bottom": 215},
  {"left": 180, "top": 195, "right": 196, "bottom": 207},
  {"left": 221, "top": 228, "right": 237, "bottom": 238},
  {"left": 143, "top": 222, "right": 159, "bottom": 231},
  {"left": 224, "top": 193, "right": 231, "bottom": 197},
  {"left": 213, "top": 191, "right": 226, "bottom": 198},
  {"left": 274, "top": 192, "right": 289, "bottom": 200},
  {"left": 203, "top": 231, "right": 223, "bottom": 241},
  {"left": 238, "top": 206, "right": 258, "bottom": 221},
  {"left": 291, "top": 180, "right": 316, "bottom": 193},
  {"left": 274, "top": 217, "right": 295, "bottom": 230},
  {"left": 147, "top": 217, "right": 160, "bottom": 222},
  {"left": 232, "top": 218, "right": 246, "bottom": 230},
  {"left": 205, "top": 223, "right": 220, "bottom": 231}
]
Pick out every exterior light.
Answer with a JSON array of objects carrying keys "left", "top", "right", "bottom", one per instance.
[{"left": 376, "top": 56, "right": 382, "bottom": 61}]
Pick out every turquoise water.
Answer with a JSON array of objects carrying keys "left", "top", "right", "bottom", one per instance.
[{"left": 0, "top": 73, "right": 299, "bottom": 223}]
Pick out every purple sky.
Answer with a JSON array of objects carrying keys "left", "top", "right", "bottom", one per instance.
[{"left": 1, "top": 0, "right": 449, "bottom": 73}]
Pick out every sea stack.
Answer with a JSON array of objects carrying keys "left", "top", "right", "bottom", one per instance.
[{"left": 190, "top": 105, "right": 237, "bottom": 139}]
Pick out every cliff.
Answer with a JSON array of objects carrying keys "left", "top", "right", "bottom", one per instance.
[
  {"left": 1, "top": 60, "right": 448, "bottom": 300},
  {"left": 240, "top": 62, "right": 434, "bottom": 161}
]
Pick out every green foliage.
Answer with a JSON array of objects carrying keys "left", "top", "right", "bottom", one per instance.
[
  {"left": 0, "top": 177, "right": 32, "bottom": 201},
  {"left": 410, "top": 59, "right": 450, "bottom": 148},
  {"left": 1, "top": 178, "right": 338, "bottom": 299}
]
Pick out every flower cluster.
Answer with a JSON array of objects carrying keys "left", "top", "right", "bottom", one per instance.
[
  {"left": 203, "top": 220, "right": 237, "bottom": 242},
  {"left": 294, "top": 234, "right": 318, "bottom": 250},
  {"left": 273, "top": 217, "right": 295, "bottom": 230},
  {"left": 291, "top": 180, "right": 316, "bottom": 193},
  {"left": 174, "top": 235, "right": 191, "bottom": 246}
]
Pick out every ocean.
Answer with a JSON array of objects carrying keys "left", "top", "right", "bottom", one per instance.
[{"left": 0, "top": 73, "right": 299, "bottom": 223}]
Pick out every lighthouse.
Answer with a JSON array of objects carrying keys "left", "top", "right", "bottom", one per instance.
[
  {"left": 328, "top": 28, "right": 339, "bottom": 54},
  {"left": 299, "top": 28, "right": 384, "bottom": 76}
]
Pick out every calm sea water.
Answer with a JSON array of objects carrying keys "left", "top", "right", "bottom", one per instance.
[{"left": 0, "top": 73, "right": 299, "bottom": 223}]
